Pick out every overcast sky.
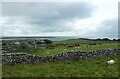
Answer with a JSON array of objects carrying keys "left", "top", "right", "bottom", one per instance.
[{"left": 1, "top": 0, "right": 119, "bottom": 38}]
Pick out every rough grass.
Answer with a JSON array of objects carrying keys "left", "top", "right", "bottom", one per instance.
[
  {"left": 4, "top": 39, "right": 119, "bottom": 56},
  {"left": 0, "top": 65, "right": 2, "bottom": 78},
  {"left": 32, "top": 43, "right": 118, "bottom": 56},
  {"left": 53, "top": 39, "right": 118, "bottom": 44},
  {"left": 2, "top": 56, "right": 119, "bottom": 77},
  {"left": 2, "top": 39, "right": 119, "bottom": 77},
  {"left": 53, "top": 39, "right": 89, "bottom": 44},
  {"left": 8, "top": 43, "right": 119, "bottom": 56}
]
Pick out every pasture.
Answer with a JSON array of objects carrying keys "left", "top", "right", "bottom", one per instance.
[
  {"left": 34, "top": 43, "right": 118, "bottom": 56},
  {"left": 2, "top": 56, "right": 119, "bottom": 77},
  {"left": 2, "top": 39, "right": 119, "bottom": 77},
  {"left": 11, "top": 43, "right": 119, "bottom": 56}
]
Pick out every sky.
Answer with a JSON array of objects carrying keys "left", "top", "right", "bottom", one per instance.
[{"left": 0, "top": 0, "right": 119, "bottom": 39}]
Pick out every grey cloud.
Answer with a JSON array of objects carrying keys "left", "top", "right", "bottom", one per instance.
[
  {"left": 102, "top": 19, "right": 118, "bottom": 34},
  {"left": 0, "top": 3, "right": 2, "bottom": 16},
  {"left": 95, "top": 18, "right": 118, "bottom": 38},
  {"left": 2, "top": 2, "right": 95, "bottom": 36},
  {"left": 2, "top": 2, "right": 95, "bottom": 18}
]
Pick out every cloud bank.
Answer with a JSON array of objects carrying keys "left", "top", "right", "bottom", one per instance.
[{"left": 1, "top": 1, "right": 118, "bottom": 39}]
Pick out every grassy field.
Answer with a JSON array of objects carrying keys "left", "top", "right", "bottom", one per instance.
[
  {"left": 53, "top": 39, "right": 118, "bottom": 44},
  {"left": 34, "top": 43, "right": 118, "bottom": 56},
  {"left": 7, "top": 43, "right": 119, "bottom": 56},
  {"left": 4, "top": 39, "right": 119, "bottom": 56},
  {"left": 2, "top": 56, "right": 119, "bottom": 77},
  {"left": 53, "top": 39, "right": 90, "bottom": 44},
  {"left": 2, "top": 39, "right": 119, "bottom": 77},
  {"left": 0, "top": 65, "right": 1, "bottom": 78}
]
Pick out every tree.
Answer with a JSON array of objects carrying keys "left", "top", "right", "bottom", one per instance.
[
  {"left": 44, "top": 39, "right": 52, "bottom": 44},
  {"left": 113, "top": 39, "right": 116, "bottom": 41},
  {"left": 43, "top": 39, "right": 53, "bottom": 49},
  {"left": 102, "top": 38, "right": 110, "bottom": 41}
]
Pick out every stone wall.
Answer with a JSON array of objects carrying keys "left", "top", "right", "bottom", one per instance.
[{"left": 2, "top": 48, "right": 120, "bottom": 64}]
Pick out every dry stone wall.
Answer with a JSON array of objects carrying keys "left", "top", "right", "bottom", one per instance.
[{"left": 2, "top": 48, "right": 120, "bottom": 64}]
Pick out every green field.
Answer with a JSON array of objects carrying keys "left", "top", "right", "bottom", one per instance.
[
  {"left": 12, "top": 43, "right": 119, "bottom": 56},
  {"left": 2, "top": 39, "right": 119, "bottom": 77},
  {"left": 53, "top": 39, "right": 90, "bottom": 44},
  {"left": 53, "top": 39, "right": 118, "bottom": 44},
  {"left": 2, "top": 56, "right": 119, "bottom": 77},
  {"left": 0, "top": 65, "right": 1, "bottom": 78},
  {"left": 4, "top": 39, "right": 119, "bottom": 56},
  {"left": 34, "top": 43, "right": 118, "bottom": 56}
]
